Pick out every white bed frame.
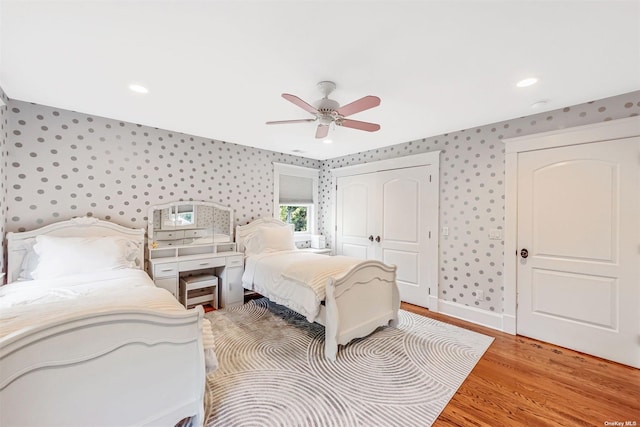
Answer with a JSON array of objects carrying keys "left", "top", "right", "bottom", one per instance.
[
  {"left": 1, "top": 217, "right": 206, "bottom": 427},
  {"left": 236, "top": 218, "right": 400, "bottom": 361}
]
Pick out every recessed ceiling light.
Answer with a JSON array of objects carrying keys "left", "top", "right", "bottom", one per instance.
[
  {"left": 291, "top": 149, "right": 305, "bottom": 153},
  {"left": 322, "top": 139, "right": 333, "bottom": 144},
  {"left": 129, "top": 84, "right": 148, "bottom": 94},
  {"left": 531, "top": 100, "right": 548, "bottom": 109},
  {"left": 516, "top": 77, "right": 538, "bottom": 88}
]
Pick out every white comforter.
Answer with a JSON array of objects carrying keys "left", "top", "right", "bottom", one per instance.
[
  {"left": 0, "top": 268, "right": 218, "bottom": 371},
  {"left": 242, "top": 250, "right": 360, "bottom": 322}
]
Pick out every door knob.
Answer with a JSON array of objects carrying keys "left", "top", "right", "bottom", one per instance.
[
  {"left": 375, "top": 236, "right": 381, "bottom": 243},
  {"left": 520, "top": 248, "right": 529, "bottom": 259},
  {"left": 369, "top": 235, "right": 374, "bottom": 242}
]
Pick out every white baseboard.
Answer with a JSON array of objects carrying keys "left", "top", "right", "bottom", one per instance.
[
  {"left": 428, "top": 294, "right": 439, "bottom": 312},
  {"left": 502, "top": 314, "right": 516, "bottom": 334},
  {"left": 436, "top": 299, "right": 506, "bottom": 332}
]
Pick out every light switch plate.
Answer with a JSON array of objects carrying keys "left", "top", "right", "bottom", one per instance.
[
  {"left": 442, "top": 226, "right": 449, "bottom": 236},
  {"left": 489, "top": 228, "right": 502, "bottom": 240}
]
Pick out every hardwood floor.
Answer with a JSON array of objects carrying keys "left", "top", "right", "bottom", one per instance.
[{"left": 401, "top": 303, "right": 640, "bottom": 427}]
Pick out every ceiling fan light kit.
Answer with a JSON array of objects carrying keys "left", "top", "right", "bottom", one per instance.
[{"left": 267, "top": 81, "right": 381, "bottom": 139}]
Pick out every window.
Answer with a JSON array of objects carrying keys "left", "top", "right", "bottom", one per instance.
[
  {"left": 273, "top": 163, "right": 319, "bottom": 241},
  {"left": 279, "top": 205, "right": 309, "bottom": 232}
]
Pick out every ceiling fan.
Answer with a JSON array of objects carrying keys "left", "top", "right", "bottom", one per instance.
[{"left": 266, "top": 81, "right": 381, "bottom": 139}]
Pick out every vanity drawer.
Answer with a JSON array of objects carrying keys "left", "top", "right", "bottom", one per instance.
[
  {"left": 154, "top": 263, "right": 178, "bottom": 278},
  {"left": 179, "top": 257, "right": 225, "bottom": 271},
  {"left": 184, "top": 229, "right": 207, "bottom": 238},
  {"left": 156, "top": 239, "right": 184, "bottom": 247},
  {"left": 155, "top": 230, "right": 185, "bottom": 240},
  {"left": 226, "top": 255, "right": 244, "bottom": 268}
]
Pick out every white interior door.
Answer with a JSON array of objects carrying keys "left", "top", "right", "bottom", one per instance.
[
  {"left": 336, "top": 174, "right": 377, "bottom": 260},
  {"left": 336, "top": 166, "right": 436, "bottom": 308},
  {"left": 517, "top": 137, "right": 639, "bottom": 368},
  {"left": 377, "top": 167, "right": 433, "bottom": 307}
]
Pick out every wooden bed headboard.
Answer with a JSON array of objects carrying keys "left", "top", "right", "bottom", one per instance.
[
  {"left": 6, "top": 217, "right": 146, "bottom": 284},
  {"left": 235, "top": 217, "right": 294, "bottom": 254}
]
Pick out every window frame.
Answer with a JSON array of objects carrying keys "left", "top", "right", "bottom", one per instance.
[{"left": 273, "top": 163, "right": 319, "bottom": 242}]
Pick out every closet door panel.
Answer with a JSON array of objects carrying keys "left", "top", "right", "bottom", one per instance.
[
  {"left": 336, "top": 176, "right": 376, "bottom": 260},
  {"left": 378, "top": 167, "right": 431, "bottom": 307},
  {"left": 382, "top": 249, "right": 418, "bottom": 284},
  {"left": 381, "top": 178, "right": 419, "bottom": 243}
]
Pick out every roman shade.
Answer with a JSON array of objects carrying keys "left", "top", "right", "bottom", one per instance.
[{"left": 279, "top": 174, "right": 313, "bottom": 204}]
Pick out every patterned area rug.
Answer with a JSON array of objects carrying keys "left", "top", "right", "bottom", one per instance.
[{"left": 204, "top": 298, "right": 493, "bottom": 427}]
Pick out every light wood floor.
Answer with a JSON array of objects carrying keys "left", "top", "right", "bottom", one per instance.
[{"left": 401, "top": 303, "right": 640, "bottom": 426}]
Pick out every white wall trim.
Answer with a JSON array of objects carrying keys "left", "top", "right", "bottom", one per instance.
[
  {"left": 437, "top": 299, "right": 505, "bottom": 332},
  {"left": 501, "top": 116, "right": 640, "bottom": 336},
  {"left": 503, "top": 116, "right": 640, "bottom": 153},
  {"left": 330, "top": 150, "right": 441, "bottom": 178}
]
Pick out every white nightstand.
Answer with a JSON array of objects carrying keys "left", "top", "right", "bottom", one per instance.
[{"left": 298, "top": 248, "right": 332, "bottom": 255}]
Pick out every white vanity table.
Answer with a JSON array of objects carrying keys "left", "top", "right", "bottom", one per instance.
[{"left": 147, "top": 201, "right": 245, "bottom": 308}]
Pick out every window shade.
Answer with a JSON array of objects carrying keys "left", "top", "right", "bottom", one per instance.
[{"left": 279, "top": 174, "right": 313, "bottom": 204}]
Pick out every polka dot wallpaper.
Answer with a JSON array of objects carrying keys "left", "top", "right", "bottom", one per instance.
[
  {"left": 0, "top": 86, "right": 8, "bottom": 273},
  {"left": 2, "top": 90, "right": 639, "bottom": 315},
  {"left": 318, "top": 91, "right": 640, "bottom": 313},
  {"left": 5, "top": 100, "right": 320, "bottom": 234}
]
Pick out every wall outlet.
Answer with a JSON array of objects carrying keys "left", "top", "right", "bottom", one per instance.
[{"left": 476, "top": 290, "right": 485, "bottom": 301}]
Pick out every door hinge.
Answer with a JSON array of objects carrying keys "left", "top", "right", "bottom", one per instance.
[
  {"left": 428, "top": 231, "right": 431, "bottom": 238},
  {"left": 429, "top": 174, "right": 432, "bottom": 182},
  {"left": 428, "top": 287, "right": 431, "bottom": 295}
]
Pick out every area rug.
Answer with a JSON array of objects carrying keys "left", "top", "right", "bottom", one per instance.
[{"left": 204, "top": 298, "right": 493, "bottom": 427}]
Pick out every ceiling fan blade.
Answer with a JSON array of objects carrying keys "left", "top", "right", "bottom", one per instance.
[
  {"left": 315, "top": 124, "right": 329, "bottom": 139},
  {"left": 266, "top": 119, "right": 316, "bottom": 125},
  {"left": 282, "top": 93, "right": 318, "bottom": 114},
  {"left": 336, "top": 95, "right": 381, "bottom": 117},
  {"left": 339, "top": 119, "right": 381, "bottom": 132}
]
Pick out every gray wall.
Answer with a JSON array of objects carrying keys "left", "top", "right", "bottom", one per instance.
[
  {"left": 6, "top": 100, "right": 320, "bottom": 233},
  {"left": 0, "top": 86, "right": 8, "bottom": 273},
  {"left": 319, "top": 91, "right": 640, "bottom": 313}
]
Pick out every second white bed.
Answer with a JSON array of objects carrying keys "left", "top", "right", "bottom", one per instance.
[
  {"left": 243, "top": 250, "right": 363, "bottom": 323},
  {"left": 237, "top": 218, "right": 400, "bottom": 361}
]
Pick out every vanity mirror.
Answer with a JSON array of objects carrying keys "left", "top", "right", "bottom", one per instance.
[{"left": 148, "top": 201, "right": 233, "bottom": 248}]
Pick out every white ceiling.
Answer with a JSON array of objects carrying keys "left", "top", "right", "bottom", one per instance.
[{"left": 1, "top": 1, "right": 639, "bottom": 160}]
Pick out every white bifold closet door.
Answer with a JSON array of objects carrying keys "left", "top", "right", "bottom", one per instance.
[{"left": 336, "top": 165, "right": 436, "bottom": 308}]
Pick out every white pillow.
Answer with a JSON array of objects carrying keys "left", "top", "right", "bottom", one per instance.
[
  {"left": 17, "top": 239, "right": 39, "bottom": 281},
  {"left": 243, "top": 226, "right": 296, "bottom": 256},
  {"left": 260, "top": 226, "right": 296, "bottom": 252},
  {"left": 243, "top": 232, "right": 263, "bottom": 257},
  {"left": 30, "top": 236, "right": 138, "bottom": 280}
]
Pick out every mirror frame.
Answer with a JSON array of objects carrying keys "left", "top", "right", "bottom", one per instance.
[{"left": 148, "top": 201, "right": 234, "bottom": 248}]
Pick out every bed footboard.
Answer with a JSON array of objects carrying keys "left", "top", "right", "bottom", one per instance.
[
  {"left": 0, "top": 308, "right": 206, "bottom": 427},
  {"left": 324, "top": 261, "right": 399, "bottom": 361}
]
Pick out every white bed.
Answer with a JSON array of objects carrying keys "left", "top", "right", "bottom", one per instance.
[
  {"left": 237, "top": 218, "right": 400, "bottom": 361},
  {"left": 0, "top": 217, "right": 210, "bottom": 427}
]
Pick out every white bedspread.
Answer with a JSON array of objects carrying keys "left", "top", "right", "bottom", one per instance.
[
  {"left": 0, "top": 268, "right": 218, "bottom": 372},
  {"left": 242, "top": 250, "right": 360, "bottom": 322}
]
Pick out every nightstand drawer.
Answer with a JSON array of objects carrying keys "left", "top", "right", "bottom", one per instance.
[
  {"left": 154, "top": 263, "right": 178, "bottom": 278},
  {"left": 179, "top": 258, "right": 225, "bottom": 271},
  {"left": 226, "top": 255, "right": 244, "bottom": 267}
]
